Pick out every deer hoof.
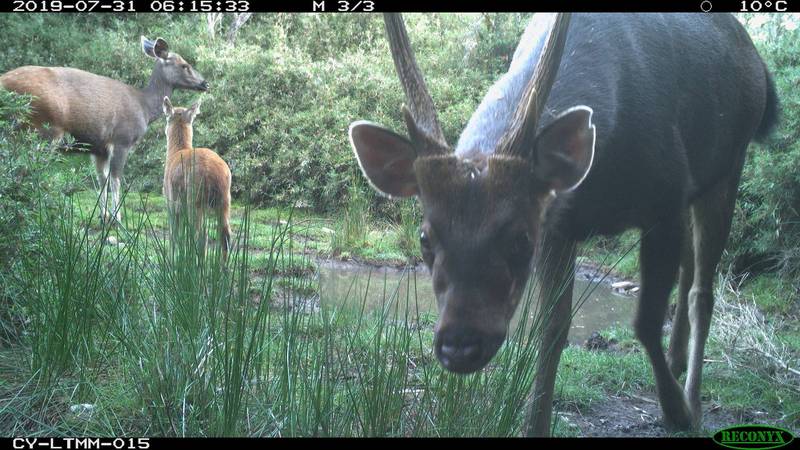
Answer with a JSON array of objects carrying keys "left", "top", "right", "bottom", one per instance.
[{"left": 662, "top": 407, "right": 695, "bottom": 433}]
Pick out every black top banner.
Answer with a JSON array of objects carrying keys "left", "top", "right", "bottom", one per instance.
[{"left": 1, "top": 0, "right": 798, "bottom": 13}]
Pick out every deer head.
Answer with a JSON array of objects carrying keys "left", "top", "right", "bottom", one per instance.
[
  {"left": 142, "top": 36, "right": 209, "bottom": 92},
  {"left": 349, "top": 13, "right": 595, "bottom": 374},
  {"left": 163, "top": 96, "right": 200, "bottom": 151}
]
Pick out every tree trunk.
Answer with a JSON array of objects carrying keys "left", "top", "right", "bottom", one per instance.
[
  {"left": 227, "top": 13, "right": 253, "bottom": 45},
  {"left": 206, "top": 13, "right": 223, "bottom": 40}
]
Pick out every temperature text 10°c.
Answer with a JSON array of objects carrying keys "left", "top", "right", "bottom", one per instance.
[{"left": 740, "top": 0, "right": 789, "bottom": 11}]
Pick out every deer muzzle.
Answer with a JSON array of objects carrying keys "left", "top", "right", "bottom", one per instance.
[{"left": 434, "top": 325, "right": 506, "bottom": 374}]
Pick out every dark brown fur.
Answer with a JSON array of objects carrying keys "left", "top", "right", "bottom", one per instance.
[{"left": 350, "top": 13, "right": 779, "bottom": 436}]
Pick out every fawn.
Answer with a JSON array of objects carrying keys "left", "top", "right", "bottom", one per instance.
[{"left": 162, "top": 97, "right": 232, "bottom": 261}]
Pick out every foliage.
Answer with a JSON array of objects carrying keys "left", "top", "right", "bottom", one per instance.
[
  {"left": 0, "top": 91, "right": 79, "bottom": 345},
  {"left": 733, "top": 15, "right": 800, "bottom": 283},
  {"left": 0, "top": 13, "right": 527, "bottom": 217},
  {"left": 329, "top": 181, "right": 370, "bottom": 258}
]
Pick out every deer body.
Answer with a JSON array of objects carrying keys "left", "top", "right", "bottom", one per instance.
[
  {"left": 163, "top": 98, "right": 232, "bottom": 261},
  {"left": 459, "top": 13, "right": 772, "bottom": 232},
  {"left": 350, "top": 13, "right": 777, "bottom": 435},
  {"left": 0, "top": 37, "right": 208, "bottom": 224},
  {"left": 1, "top": 66, "right": 152, "bottom": 146}
]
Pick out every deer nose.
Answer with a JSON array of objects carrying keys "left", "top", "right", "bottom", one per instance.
[
  {"left": 435, "top": 328, "right": 486, "bottom": 374},
  {"left": 199, "top": 80, "right": 209, "bottom": 91}
]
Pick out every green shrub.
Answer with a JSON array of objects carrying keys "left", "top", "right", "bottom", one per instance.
[
  {"left": 0, "top": 90, "right": 76, "bottom": 344},
  {"left": 0, "top": 13, "right": 527, "bottom": 215},
  {"left": 732, "top": 15, "right": 800, "bottom": 284}
]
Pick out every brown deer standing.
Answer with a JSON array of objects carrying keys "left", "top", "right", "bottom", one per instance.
[
  {"left": 349, "top": 13, "right": 778, "bottom": 435},
  {"left": 0, "top": 37, "right": 209, "bottom": 224},
  {"left": 162, "top": 97, "right": 232, "bottom": 261}
]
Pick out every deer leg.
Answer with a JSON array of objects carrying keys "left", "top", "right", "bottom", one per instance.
[
  {"left": 108, "top": 176, "right": 122, "bottom": 225},
  {"left": 526, "top": 234, "right": 577, "bottom": 437},
  {"left": 195, "top": 207, "right": 207, "bottom": 259},
  {"left": 167, "top": 201, "right": 181, "bottom": 252},
  {"left": 92, "top": 154, "right": 111, "bottom": 225},
  {"left": 684, "top": 173, "right": 739, "bottom": 427},
  {"left": 217, "top": 214, "right": 232, "bottom": 263},
  {"left": 38, "top": 125, "right": 65, "bottom": 144},
  {"left": 219, "top": 206, "right": 231, "bottom": 263},
  {"left": 109, "top": 145, "right": 128, "bottom": 225},
  {"left": 667, "top": 213, "right": 694, "bottom": 379},
  {"left": 635, "top": 217, "right": 693, "bottom": 431}
]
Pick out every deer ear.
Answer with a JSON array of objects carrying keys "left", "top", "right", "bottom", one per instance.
[
  {"left": 532, "top": 106, "right": 595, "bottom": 192},
  {"left": 163, "top": 97, "right": 173, "bottom": 116},
  {"left": 349, "top": 121, "right": 419, "bottom": 198},
  {"left": 153, "top": 38, "right": 170, "bottom": 60},
  {"left": 141, "top": 36, "right": 157, "bottom": 58},
  {"left": 186, "top": 102, "right": 200, "bottom": 122}
]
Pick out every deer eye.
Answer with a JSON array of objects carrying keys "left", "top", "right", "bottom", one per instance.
[
  {"left": 419, "top": 229, "right": 435, "bottom": 266},
  {"left": 420, "top": 230, "right": 431, "bottom": 251}
]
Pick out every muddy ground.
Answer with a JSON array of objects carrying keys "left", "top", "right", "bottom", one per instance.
[{"left": 559, "top": 394, "right": 786, "bottom": 437}]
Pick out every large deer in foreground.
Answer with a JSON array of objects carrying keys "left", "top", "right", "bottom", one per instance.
[
  {"left": 349, "top": 13, "right": 778, "bottom": 435},
  {"left": 0, "top": 37, "right": 209, "bottom": 224},
  {"left": 162, "top": 97, "right": 232, "bottom": 261}
]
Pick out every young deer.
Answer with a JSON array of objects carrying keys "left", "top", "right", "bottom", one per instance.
[
  {"left": 162, "top": 97, "right": 232, "bottom": 261},
  {"left": 0, "top": 37, "right": 209, "bottom": 225},
  {"left": 350, "top": 13, "right": 777, "bottom": 435}
]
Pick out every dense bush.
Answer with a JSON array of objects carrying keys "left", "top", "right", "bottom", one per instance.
[
  {"left": 0, "top": 90, "right": 76, "bottom": 343},
  {"left": 0, "top": 91, "right": 57, "bottom": 265},
  {"left": 0, "top": 13, "right": 526, "bottom": 216},
  {"left": 732, "top": 16, "right": 800, "bottom": 282}
]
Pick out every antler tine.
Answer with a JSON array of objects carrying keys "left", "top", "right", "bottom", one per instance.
[
  {"left": 498, "top": 13, "right": 572, "bottom": 157},
  {"left": 383, "top": 13, "right": 448, "bottom": 153}
]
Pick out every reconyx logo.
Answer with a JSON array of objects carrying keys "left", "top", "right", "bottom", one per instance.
[{"left": 713, "top": 425, "right": 795, "bottom": 450}]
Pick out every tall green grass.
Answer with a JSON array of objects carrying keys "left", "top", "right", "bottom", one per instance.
[
  {"left": 0, "top": 122, "right": 638, "bottom": 436},
  {"left": 4, "top": 183, "right": 599, "bottom": 436},
  {"left": 395, "top": 200, "right": 421, "bottom": 259},
  {"left": 329, "top": 182, "right": 370, "bottom": 258}
]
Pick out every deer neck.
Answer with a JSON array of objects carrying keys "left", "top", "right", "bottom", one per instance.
[
  {"left": 166, "top": 123, "right": 193, "bottom": 158},
  {"left": 455, "top": 14, "right": 552, "bottom": 158},
  {"left": 142, "top": 63, "right": 175, "bottom": 125}
]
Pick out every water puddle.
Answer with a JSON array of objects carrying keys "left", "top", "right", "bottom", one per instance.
[{"left": 316, "top": 262, "right": 637, "bottom": 344}]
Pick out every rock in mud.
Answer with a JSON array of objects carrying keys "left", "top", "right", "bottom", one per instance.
[
  {"left": 69, "top": 403, "right": 95, "bottom": 419},
  {"left": 611, "top": 281, "right": 639, "bottom": 295},
  {"left": 584, "top": 331, "right": 618, "bottom": 351}
]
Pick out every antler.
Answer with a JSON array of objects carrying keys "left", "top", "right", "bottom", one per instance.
[
  {"left": 384, "top": 13, "right": 449, "bottom": 154},
  {"left": 498, "top": 13, "right": 572, "bottom": 157}
]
